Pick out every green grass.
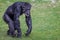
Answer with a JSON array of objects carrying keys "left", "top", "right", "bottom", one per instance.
[{"left": 0, "top": 0, "right": 60, "bottom": 40}]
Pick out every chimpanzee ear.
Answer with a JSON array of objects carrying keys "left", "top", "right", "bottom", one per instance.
[{"left": 24, "top": 2, "right": 32, "bottom": 10}]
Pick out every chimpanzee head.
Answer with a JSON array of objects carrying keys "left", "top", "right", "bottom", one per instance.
[{"left": 22, "top": 2, "right": 31, "bottom": 16}]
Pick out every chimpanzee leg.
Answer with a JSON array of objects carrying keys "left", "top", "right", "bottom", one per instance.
[
  {"left": 25, "top": 15, "right": 32, "bottom": 36},
  {"left": 3, "top": 14, "right": 15, "bottom": 37},
  {"left": 8, "top": 21, "right": 16, "bottom": 37}
]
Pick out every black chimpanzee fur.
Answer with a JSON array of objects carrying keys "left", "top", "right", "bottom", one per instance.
[{"left": 3, "top": 2, "right": 32, "bottom": 38}]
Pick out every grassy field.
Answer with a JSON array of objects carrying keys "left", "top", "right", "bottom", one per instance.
[{"left": 0, "top": 0, "right": 60, "bottom": 40}]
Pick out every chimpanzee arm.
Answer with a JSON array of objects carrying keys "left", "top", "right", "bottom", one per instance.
[
  {"left": 14, "top": 6, "right": 22, "bottom": 37},
  {"left": 25, "top": 10, "right": 32, "bottom": 36},
  {"left": 14, "top": 6, "right": 21, "bottom": 23}
]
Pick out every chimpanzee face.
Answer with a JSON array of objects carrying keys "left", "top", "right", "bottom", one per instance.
[{"left": 23, "top": 7, "right": 30, "bottom": 16}]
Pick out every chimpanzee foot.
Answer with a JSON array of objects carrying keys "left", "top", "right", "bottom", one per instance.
[{"left": 7, "top": 30, "right": 16, "bottom": 37}]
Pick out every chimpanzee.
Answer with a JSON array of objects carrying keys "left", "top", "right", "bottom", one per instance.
[{"left": 3, "top": 2, "right": 32, "bottom": 38}]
